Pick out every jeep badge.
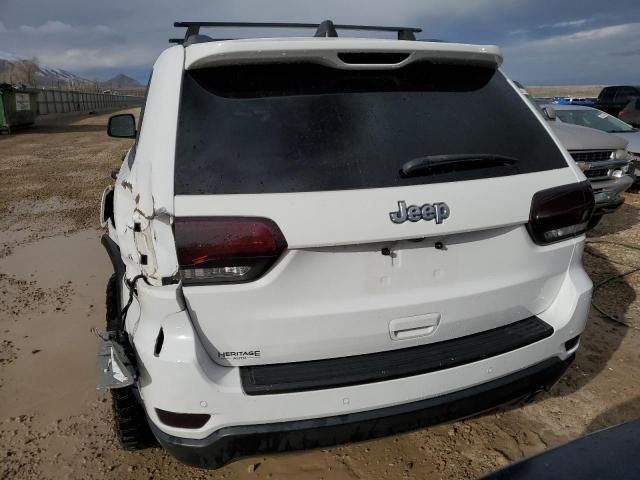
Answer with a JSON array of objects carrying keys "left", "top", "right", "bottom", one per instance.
[{"left": 389, "top": 201, "right": 450, "bottom": 224}]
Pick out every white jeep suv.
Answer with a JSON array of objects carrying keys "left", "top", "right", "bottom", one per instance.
[{"left": 98, "top": 20, "right": 594, "bottom": 468}]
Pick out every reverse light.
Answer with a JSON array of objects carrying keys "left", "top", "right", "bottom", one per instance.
[
  {"left": 174, "top": 217, "right": 287, "bottom": 284},
  {"left": 527, "top": 181, "right": 594, "bottom": 245}
]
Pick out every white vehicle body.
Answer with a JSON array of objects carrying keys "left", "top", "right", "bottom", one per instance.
[{"left": 100, "top": 25, "right": 593, "bottom": 468}]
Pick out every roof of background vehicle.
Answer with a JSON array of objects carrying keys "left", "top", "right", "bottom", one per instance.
[{"left": 183, "top": 37, "right": 503, "bottom": 70}]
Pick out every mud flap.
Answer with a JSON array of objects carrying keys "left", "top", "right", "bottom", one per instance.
[{"left": 97, "top": 331, "right": 137, "bottom": 391}]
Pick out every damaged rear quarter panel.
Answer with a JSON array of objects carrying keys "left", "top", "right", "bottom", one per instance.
[{"left": 116, "top": 46, "right": 184, "bottom": 284}]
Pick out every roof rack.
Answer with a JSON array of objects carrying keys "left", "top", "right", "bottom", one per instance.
[{"left": 171, "top": 20, "right": 422, "bottom": 44}]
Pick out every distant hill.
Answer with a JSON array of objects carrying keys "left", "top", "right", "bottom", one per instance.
[
  {"left": 0, "top": 51, "right": 143, "bottom": 93},
  {"left": 102, "top": 74, "right": 143, "bottom": 90},
  {"left": 0, "top": 50, "right": 92, "bottom": 88}
]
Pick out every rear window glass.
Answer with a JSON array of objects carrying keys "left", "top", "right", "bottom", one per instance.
[{"left": 175, "top": 61, "right": 567, "bottom": 194}]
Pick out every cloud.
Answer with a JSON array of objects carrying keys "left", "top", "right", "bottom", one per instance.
[
  {"left": 19, "top": 20, "right": 74, "bottom": 34},
  {"left": 510, "top": 18, "right": 593, "bottom": 36},
  {"left": 502, "top": 22, "right": 640, "bottom": 84},
  {"left": 615, "top": 48, "right": 640, "bottom": 57},
  {"left": 514, "top": 22, "right": 640, "bottom": 48},
  {"left": 0, "top": 21, "right": 7, "bottom": 34},
  {"left": 537, "top": 18, "right": 591, "bottom": 29},
  {"left": 1, "top": 0, "right": 640, "bottom": 83},
  {"left": 16, "top": 21, "right": 113, "bottom": 36},
  {"left": 94, "top": 25, "right": 113, "bottom": 34},
  {"left": 39, "top": 46, "right": 157, "bottom": 69}
]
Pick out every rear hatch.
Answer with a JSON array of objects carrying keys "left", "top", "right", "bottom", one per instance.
[{"left": 173, "top": 47, "right": 579, "bottom": 366}]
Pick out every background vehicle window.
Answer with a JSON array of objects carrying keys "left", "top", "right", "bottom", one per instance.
[
  {"left": 555, "top": 109, "right": 634, "bottom": 133},
  {"left": 600, "top": 88, "right": 614, "bottom": 101},
  {"left": 175, "top": 62, "right": 568, "bottom": 194},
  {"left": 614, "top": 87, "right": 635, "bottom": 104}
]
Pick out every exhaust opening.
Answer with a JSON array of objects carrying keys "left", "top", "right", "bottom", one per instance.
[{"left": 154, "top": 328, "right": 164, "bottom": 357}]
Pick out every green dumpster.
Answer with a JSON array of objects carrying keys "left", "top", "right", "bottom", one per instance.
[
  {"left": 0, "top": 92, "right": 7, "bottom": 133},
  {"left": 0, "top": 84, "right": 39, "bottom": 133}
]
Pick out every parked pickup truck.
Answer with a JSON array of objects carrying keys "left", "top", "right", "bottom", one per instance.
[
  {"left": 619, "top": 96, "right": 640, "bottom": 128},
  {"left": 595, "top": 86, "right": 640, "bottom": 117}
]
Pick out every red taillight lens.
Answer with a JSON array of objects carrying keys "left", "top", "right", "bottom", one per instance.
[
  {"left": 527, "top": 181, "right": 594, "bottom": 245},
  {"left": 174, "top": 217, "right": 287, "bottom": 284}
]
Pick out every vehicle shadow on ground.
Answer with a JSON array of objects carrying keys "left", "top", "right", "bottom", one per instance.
[
  {"left": 586, "top": 397, "right": 640, "bottom": 434},
  {"left": 0, "top": 109, "right": 140, "bottom": 138},
  {"left": 7, "top": 123, "right": 107, "bottom": 135},
  {"left": 589, "top": 195, "right": 640, "bottom": 238}
]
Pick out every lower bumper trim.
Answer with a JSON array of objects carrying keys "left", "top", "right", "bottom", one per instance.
[{"left": 149, "top": 355, "right": 574, "bottom": 469}]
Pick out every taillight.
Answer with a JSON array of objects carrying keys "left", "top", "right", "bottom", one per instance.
[
  {"left": 174, "top": 217, "right": 287, "bottom": 284},
  {"left": 527, "top": 181, "right": 594, "bottom": 245}
]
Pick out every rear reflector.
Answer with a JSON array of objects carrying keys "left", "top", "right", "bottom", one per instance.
[
  {"left": 527, "top": 181, "right": 594, "bottom": 245},
  {"left": 174, "top": 217, "right": 287, "bottom": 284}
]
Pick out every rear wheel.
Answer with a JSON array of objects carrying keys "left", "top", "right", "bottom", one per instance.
[
  {"left": 106, "top": 274, "right": 156, "bottom": 450},
  {"left": 587, "top": 214, "right": 603, "bottom": 231}
]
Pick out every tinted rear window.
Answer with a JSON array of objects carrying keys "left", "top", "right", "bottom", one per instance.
[{"left": 175, "top": 62, "right": 567, "bottom": 194}]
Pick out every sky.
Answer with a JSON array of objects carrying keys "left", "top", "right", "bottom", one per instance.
[{"left": 0, "top": 0, "right": 639, "bottom": 85}]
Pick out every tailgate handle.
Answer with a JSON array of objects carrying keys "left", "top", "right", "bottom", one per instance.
[{"left": 389, "top": 314, "right": 440, "bottom": 341}]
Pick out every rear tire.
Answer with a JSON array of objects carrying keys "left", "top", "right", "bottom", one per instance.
[
  {"left": 106, "top": 274, "right": 156, "bottom": 450},
  {"left": 587, "top": 214, "right": 603, "bottom": 231}
]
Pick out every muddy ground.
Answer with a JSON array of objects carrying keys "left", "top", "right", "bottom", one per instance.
[{"left": 0, "top": 110, "right": 638, "bottom": 480}]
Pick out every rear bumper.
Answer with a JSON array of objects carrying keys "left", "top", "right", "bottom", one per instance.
[
  {"left": 130, "top": 238, "right": 591, "bottom": 462},
  {"left": 150, "top": 355, "right": 574, "bottom": 469}
]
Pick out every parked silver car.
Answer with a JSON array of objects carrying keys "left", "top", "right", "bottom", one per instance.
[
  {"left": 547, "top": 118, "right": 631, "bottom": 228},
  {"left": 543, "top": 104, "right": 640, "bottom": 180},
  {"left": 513, "top": 82, "right": 631, "bottom": 229}
]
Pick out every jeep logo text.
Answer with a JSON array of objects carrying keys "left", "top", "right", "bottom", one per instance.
[{"left": 389, "top": 201, "right": 450, "bottom": 224}]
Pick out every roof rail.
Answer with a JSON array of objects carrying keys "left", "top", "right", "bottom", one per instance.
[{"left": 171, "top": 20, "right": 422, "bottom": 44}]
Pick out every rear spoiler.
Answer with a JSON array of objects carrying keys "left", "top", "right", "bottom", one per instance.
[{"left": 184, "top": 38, "right": 503, "bottom": 70}]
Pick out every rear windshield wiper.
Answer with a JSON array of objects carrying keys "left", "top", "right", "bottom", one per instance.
[{"left": 400, "top": 154, "right": 519, "bottom": 178}]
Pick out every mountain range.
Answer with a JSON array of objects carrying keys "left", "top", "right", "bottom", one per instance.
[{"left": 0, "top": 51, "right": 143, "bottom": 91}]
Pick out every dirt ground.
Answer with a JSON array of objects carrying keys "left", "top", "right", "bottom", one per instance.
[
  {"left": 0, "top": 110, "right": 638, "bottom": 480},
  {"left": 526, "top": 85, "right": 603, "bottom": 98}
]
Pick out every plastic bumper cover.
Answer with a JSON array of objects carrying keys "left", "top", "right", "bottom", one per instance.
[
  {"left": 132, "top": 241, "right": 592, "bottom": 466},
  {"left": 150, "top": 355, "right": 574, "bottom": 469}
]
